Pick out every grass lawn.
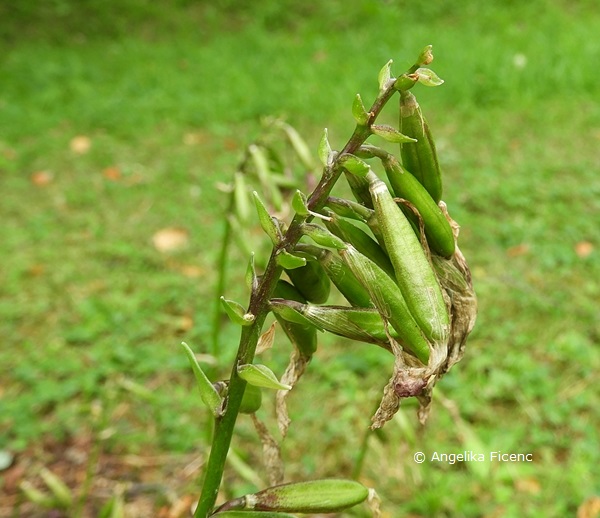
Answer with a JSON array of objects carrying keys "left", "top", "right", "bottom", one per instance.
[{"left": 1, "top": 1, "right": 599, "bottom": 516}]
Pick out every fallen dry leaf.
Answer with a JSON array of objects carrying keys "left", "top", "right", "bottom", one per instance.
[
  {"left": 506, "top": 243, "right": 530, "bottom": 257},
  {"left": 70, "top": 135, "right": 91, "bottom": 154},
  {"left": 152, "top": 227, "right": 189, "bottom": 253},
  {"left": 173, "top": 315, "right": 194, "bottom": 332},
  {"left": 183, "top": 131, "right": 208, "bottom": 146},
  {"left": 575, "top": 241, "right": 594, "bottom": 258},
  {"left": 514, "top": 477, "right": 541, "bottom": 494},
  {"left": 578, "top": 496, "right": 600, "bottom": 518},
  {"left": 103, "top": 166, "right": 121, "bottom": 181},
  {"left": 31, "top": 170, "right": 53, "bottom": 186},
  {"left": 167, "top": 494, "right": 195, "bottom": 518},
  {"left": 179, "top": 264, "right": 205, "bottom": 278},
  {"left": 27, "top": 264, "right": 45, "bottom": 277}
]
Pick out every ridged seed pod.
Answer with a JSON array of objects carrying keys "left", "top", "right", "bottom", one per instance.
[
  {"left": 340, "top": 245, "right": 430, "bottom": 363},
  {"left": 317, "top": 249, "right": 374, "bottom": 308},
  {"left": 285, "top": 259, "right": 331, "bottom": 304},
  {"left": 368, "top": 171, "right": 449, "bottom": 343},
  {"left": 325, "top": 214, "right": 395, "bottom": 279},
  {"left": 244, "top": 479, "right": 369, "bottom": 513},
  {"left": 272, "top": 280, "right": 318, "bottom": 357},
  {"left": 215, "top": 513, "right": 296, "bottom": 518},
  {"left": 399, "top": 90, "right": 443, "bottom": 203},
  {"left": 382, "top": 155, "right": 455, "bottom": 258},
  {"left": 273, "top": 299, "right": 398, "bottom": 349}
]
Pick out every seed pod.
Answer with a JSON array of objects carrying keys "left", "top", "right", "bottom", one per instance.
[
  {"left": 285, "top": 259, "right": 331, "bottom": 304},
  {"left": 278, "top": 122, "right": 315, "bottom": 170},
  {"left": 339, "top": 245, "right": 430, "bottom": 363},
  {"left": 249, "top": 144, "right": 283, "bottom": 210},
  {"left": 233, "top": 172, "right": 251, "bottom": 224},
  {"left": 325, "top": 214, "right": 395, "bottom": 279},
  {"left": 215, "top": 513, "right": 296, "bottom": 518},
  {"left": 301, "top": 223, "right": 347, "bottom": 250},
  {"left": 325, "top": 196, "right": 374, "bottom": 222},
  {"left": 239, "top": 383, "right": 262, "bottom": 414},
  {"left": 19, "top": 481, "right": 56, "bottom": 508},
  {"left": 39, "top": 468, "right": 73, "bottom": 508},
  {"left": 273, "top": 299, "right": 397, "bottom": 348},
  {"left": 313, "top": 247, "right": 374, "bottom": 308},
  {"left": 368, "top": 171, "right": 449, "bottom": 343},
  {"left": 273, "top": 280, "right": 318, "bottom": 357},
  {"left": 382, "top": 155, "right": 455, "bottom": 257},
  {"left": 399, "top": 90, "right": 443, "bottom": 202},
  {"left": 343, "top": 169, "right": 373, "bottom": 208},
  {"left": 243, "top": 479, "right": 369, "bottom": 513}
]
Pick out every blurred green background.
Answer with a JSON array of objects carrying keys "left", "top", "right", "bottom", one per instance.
[{"left": 1, "top": 1, "right": 599, "bottom": 516}]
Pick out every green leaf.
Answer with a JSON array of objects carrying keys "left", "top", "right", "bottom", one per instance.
[
  {"left": 301, "top": 223, "right": 347, "bottom": 250},
  {"left": 339, "top": 154, "right": 371, "bottom": 177},
  {"left": 181, "top": 342, "right": 224, "bottom": 417},
  {"left": 352, "top": 93, "right": 370, "bottom": 125},
  {"left": 415, "top": 67, "right": 444, "bottom": 87},
  {"left": 237, "top": 364, "right": 292, "bottom": 391},
  {"left": 318, "top": 128, "right": 332, "bottom": 167},
  {"left": 378, "top": 59, "right": 393, "bottom": 90},
  {"left": 277, "top": 250, "right": 307, "bottom": 269},
  {"left": 220, "top": 297, "right": 255, "bottom": 326},
  {"left": 252, "top": 191, "right": 280, "bottom": 245},
  {"left": 246, "top": 253, "right": 257, "bottom": 291},
  {"left": 292, "top": 190, "right": 309, "bottom": 216},
  {"left": 371, "top": 124, "right": 417, "bottom": 144}
]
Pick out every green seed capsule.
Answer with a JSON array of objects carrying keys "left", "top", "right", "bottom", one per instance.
[
  {"left": 215, "top": 513, "right": 296, "bottom": 518},
  {"left": 274, "top": 299, "right": 397, "bottom": 348},
  {"left": 273, "top": 280, "right": 318, "bottom": 357},
  {"left": 399, "top": 90, "right": 443, "bottom": 202},
  {"left": 285, "top": 259, "right": 331, "bottom": 304},
  {"left": 368, "top": 171, "right": 449, "bottom": 343},
  {"left": 317, "top": 248, "right": 374, "bottom": 308},
  {"left": 233, "top": 172, "right": 251, "bottom": 224},
  {"left": 325, "top": 197, "right": 387, "bottom": 249},
  {"left": 239, "top": 383, "right": 262, "bottom": 414},
  {"left": 326, "top": 196, "right": 374, "bottom": 222},
  {"left": 343, "top": 169, "right": 373, "bottom": 208},
  {"left": 244, "top": 479, "right": 369, "bottom": 513},
  {"left": 325, "top": 214, "right": 395, "bottom": 279},
  {"left": 340, "top": 245, "right": 430, "bottom": 363},
  {"left": 382, "top": 155, "right": 455, "bottom": 258}
]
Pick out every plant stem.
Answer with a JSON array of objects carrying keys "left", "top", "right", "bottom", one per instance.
[{"left": 195, "top": 75, "right": 403, "bottom": 518}]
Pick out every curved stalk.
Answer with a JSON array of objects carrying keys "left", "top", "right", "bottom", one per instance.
[{"left": 195, "top": 73, "right": 406, "bottom": 518}]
